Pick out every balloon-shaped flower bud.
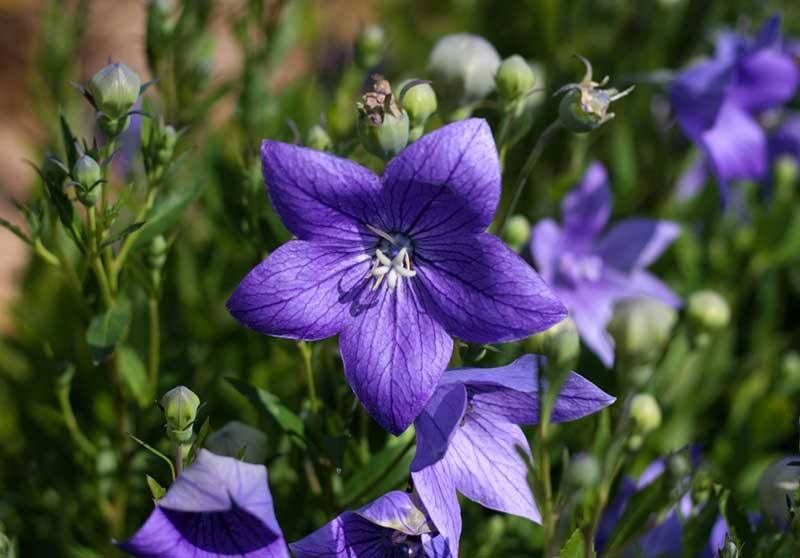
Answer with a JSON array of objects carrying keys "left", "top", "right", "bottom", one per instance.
[
  {"left": 88, "top": 62, "right": 141, "bottom": 121},
  {"left": 758, "top": 456, "right": 800, "bottom": 530},
  {"left": 206, "top": 420, "right": 268, "bottom": 464},
  {"left": 427, "top": 33, "right": 501, "bottom": 118},
  {"left": 721, "top": 535, "right": 739, "bottom": 558},
  {"left": 666, "top": 452, "right": 691, "bottom": 479},
  {"left": 496, "top": 55, "right": 536, "bottom": 103},
  {"left": 305, "top": 124, "right": 332, "bottom": 152},
  {"left": 398, "top": 80, "right": 437, "bottom": 141},
  {"left": 609, "top": 298, "right": 677, "bottom": 376},
  {"left": 566, "top": 453, "right": 600, "bottom": 489},
  {"left": 72, "top": 154, "right": 103, "bottom": 207},
  {"left": 524, "top": 316, "right": 580, "bottom": 367},
  {"left": 161, "top": 386, "right": 200, "bottom": 444},
  {"left": 147, "top": 235, "right": 168, "bottom": 271},
  {"left": 629, "top": 393, "right": 662, "bottom": 435},
  {"left": 354, "top": 24, "right": 385, "bottom": 69},
  {"left": 687, "top": 289, "right": 730, "bottom": 331},
  {"left": 156, "top": 125, "right": 177, "bottom": 165},
  {"left": 357, "top": 74, "right": 410, "bottom": 161},
  {"left": 502, "top": 214, "right": 531, "bottom": 252},
  {"left": 555, "top": 55, "right": 634, "bottom": 134}
]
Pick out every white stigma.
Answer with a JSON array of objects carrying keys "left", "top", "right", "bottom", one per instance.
[{"left": 366, "top": 226, "right": 416, "bottom": 291}]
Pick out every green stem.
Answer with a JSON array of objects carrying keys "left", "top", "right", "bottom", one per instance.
[
  {"left": 495, "top": 120, "right": 562, "bottom": 234},
  {"left": 33, "top": 238, "right": 61, "bottom": 266},
  {"left": 148, "top": 293, "right": 160, "bottom": 400},
  {"left": 57, "top": 377, "right": 97, "bottom": 458},
  {"left": 175, "top": 443, "right": 184, "bottom": 476},
  {"left": 112, "top": 186, "right": 156, "bottom": 284},
  {"left": 298, "top": 341, "right": 318, "bottom": 414},
  {"left": 87, "top": 207, "right": 114, "bottom": 308}
]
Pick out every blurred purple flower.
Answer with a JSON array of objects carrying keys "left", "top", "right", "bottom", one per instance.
[
  {"left": 227, "top": 119, "right": 566, "bottom": 435},
  {"left": 669, "top": 14, "right": 799, "bottom": 203},
  {"left": 116, "top": 450, "right": 289, "bottom": 558},
  {"left": 530, "top": 162, "right": 681, "bottom": 367},
  {"left": 769, "top": 112, "right": 800, "bottom": 162},
  {"left": 291, "top": 491, "right": 452, "bottom": 558},
  {"left": 410, "top": 354, "right": 615, "bottom": 555}
]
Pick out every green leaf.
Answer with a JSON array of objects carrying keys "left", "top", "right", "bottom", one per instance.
[
  {"left": 129, "top": 434, "right": 176, "bottom": 480},
  {"left": 605, "top": 474, "right": 674, "bottom": 553},
  {"left": 60, "top": 115, "right": 79, "bottom": 169},
  {"left": 117, "top": 344, "right": 149, "bottom": 407},
  {"left": 339, "top": 429, "right": 415, "bottom": 506},
  {"left": 131, "top": 179, "right": 202, "bottom": 251},
  {"left": 99, "top": 221, "right": 145, "bottom": 250},
  {"left": 560, "top": 528, "right": 587, "bottom": 558},
  {"left": 86, "top": 302, "right": 131, "bottom": 364},
  {"left": 0, "top": 217, "right": 32, "bottom": 246},
  {"left": 227, "top": 377, "right": 307, "bottom": 449},
  {"left": 145, "top": 474, "right": 166, "bottom": 503}
]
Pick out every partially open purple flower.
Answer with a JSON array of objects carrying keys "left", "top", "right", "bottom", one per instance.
[
  {"left": 410, "top": 355, "right": 615, "bottom": 555},
  {"left": 291, "top": 491, "right": 452, "bottom": 558},
  {"left": 227, "top": 119, "right": 566, "bottom": 435},
  {"left": 116, "top": 450, "right": 289, "bottom": 558},
  {"left": 669, "top": 14, "right": 799, "bottom": 202},
  {"left": 530, "top": 162, "right": 680, "bottom": 367}
]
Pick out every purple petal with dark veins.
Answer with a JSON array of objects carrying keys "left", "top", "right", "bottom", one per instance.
[
  {"left": 226, "top": 240, "right": 371, "bottom": 341},
  {"left": 411, "top": 383, "right": 468, "bottom": 471},
  {"left": 412, "top": 460, "right": 461, "bottom": 557},
  {"left": 261, "top": 141, "right": 382, "bottom": 242},
  {"left": 381, "top": 118, "right": 501, "bottom": 234},
  {"left": 339, "top": 282, "right": 453, "bottom": 435},
  {"left": 597, "top": 219, "right": 680, "bottom": 271},
  {"left": 290, "top": 511, "right": 406, "bottom": 558},
  {"left": 561, "top": 161, "right": 612, "bottom": 245},
  {"left": 415, "top": 232, "right": 567, "bottom": 344}
]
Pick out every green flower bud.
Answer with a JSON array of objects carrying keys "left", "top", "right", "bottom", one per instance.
[
  {"left": 758, "top": 456, "right": 800, "bottom": 530},
  {"left": 305, "top": 125, "right": 333, "bottom": 152},
  {"left": 427, "top": 33, "right": 500, "bottom": 117},
  {"left": 88, "top": 62, "right": 141, "bottom": 120},
  {"left": 354, "top": 24, "right": 385, "bottom": 69},
  {"left": 775, "top": 155, "right": 799, "bottom": 192},
  {"left": 556, "top": 56, "right": 633, "bottom": 134},
  {"left": 502, "top": 214, "right": 531, "bottom": 251},
  {"left": 357, "top": 75, "right": 410, "bottom": 161},
  {"left": 720, "top": 536, "right": 739, "bottom": 558},
  {"left": 72, "top": 154, "right": 102, "bottom": 189},
  {"left": 629, "top": 393, "right": 662, "bottom": 434},
  {"left": 398, "top": 80, "right": 437, "bottom": 130},
  {"left": 161, "top": 386, "right": 200, "bottom": 444},
  {"left": 687, "top": 290, "right": 730, "bottom": 331},
  {"left": 147, "top": 235, "right": 168, "bottom": 271},
  {"left": 524, "top": 317, "right": 580, "bottom": 367},
  {"left": 608, "top": 298, "right": 677, "bottom": 367},
  {"left": 161, "top": 125, "right": 177, "bottom": 150},
  {"left": 496, "top": 55, "right": 536, "bottom": 103},
  {"left": 566, "top": 453, "right": 600, "bottom": 489},
  {"left": 206, "top": 420, "right": 268, "bottom": 464},
  {"left": 666, "top": 453, "right": 691, "bottom": 479}
]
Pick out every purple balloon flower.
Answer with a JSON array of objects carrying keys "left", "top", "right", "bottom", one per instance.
[
  {"left": 116, "top": 450, "right": 289, "bottom": 558},
  {"left": 291, "top": 490, "right": 452, "bottom": 558},
  {"left": 410, "top": 354, "right": 615, "bottom": 555},
  {"left": 669, "top": 14, "right": 799, "bottom": 202},
  {"left": 227, "top": 118, "right": 566, "bottom": 435},
  {"left": 530, "top": 162, "right": 681, "bottom": 367}
]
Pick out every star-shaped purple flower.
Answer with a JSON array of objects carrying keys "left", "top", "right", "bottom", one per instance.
[
  {"left": 116, "top": 450, "right": 289, "bottom": 558},
  {"left": 410, "top": 354, "right": 615, "bottom": 555},
  {"left": 669, "top": 14, "right": 799, "bottom": 202},
  {"left": 227, "top": 119, "right": 566, "bottom": 435},
  {"left": 291, "top": 490, "right": 452, "bottom": 558},
  {"left": 530, "top": 162, "right": 681, "bottom": 367}
]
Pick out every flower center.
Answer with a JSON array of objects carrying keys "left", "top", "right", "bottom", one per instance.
[
  {"left": 558, "top": 251, "right": 602, "bottom": 284},
  {"left": 366, "top": 225, "right": 417, "bottom": 291},
  {"left": 390, "top": 530, "right": 423, "bottom": 557}
]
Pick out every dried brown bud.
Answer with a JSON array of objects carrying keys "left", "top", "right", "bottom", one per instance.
[{"left": 360, "top": 74, "right": 402, "bottom": 125}]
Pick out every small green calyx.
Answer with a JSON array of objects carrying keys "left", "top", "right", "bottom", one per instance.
[
  {"left": 161, "top": 386, "right": 200, "bottom": 444},
  {"left": 88, "top": 62, "right": 142, "bottom": 121},
  {"left": 305, "top": 124, "right": 333, "bottom": 152}
]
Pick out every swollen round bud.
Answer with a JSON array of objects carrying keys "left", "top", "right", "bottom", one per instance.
[
  {"left": 502, "top": 214, "right": 531, "bottom": 251},
  {"left": 608, "top": 298, "right": 677, "bottom": 365},
  {"left": 72, "top": 154, "right": 102, "bottom": 188},
  {"left": 720, "top": 536, "right": 739, "bottom": 558},
  {"left": 161, "top": 125, "right": 177, "bottom": 150},
  {"left": 687, "top": 290, "right": 730, "bottom": 331},
  {"left": 88, "top": 62, "right": 141, "bottom": 120},
  {"left": 206, "top": 420, "right": 268, "bottom": 464},
  {"left": 427, "top": 33, "right": 500, "bottom": 116},
  {"left": 758, "top": 456, "right": 800, "bottom": 530},
  {"left": 667, "top": 453, "right": 691, "bottom": 479},
  {"left": 305, "top": 125, "right": 333, "bottom": 152},
  {"left": 357, "top": 75, "right": 410, "bottom": 161},
  {"left": 629, "top": 393, "right": 662, "bottom": 434},
  {"left": 147, "top": 235, "right": 168, "bottom": 271},
  {"left": 524, "top": 317, "right": 580, "bottom": 367},
  {"left": 566, "top": 453, "right": 600, "bottom": 489},
  {"left": 399, "top": 81, "right": 437, "bottom": 129},
  {"left": 354, "top": 24, "right": 385, "bottom": 69},
  {"left": 775, "top": 155, "right": 799, "bottom": 190},
  {"left": 161, "top": 386, "right": 200, "bottom": 444},
  {"left": 496, "top": 55, "right": 535, "bottom": 103}
]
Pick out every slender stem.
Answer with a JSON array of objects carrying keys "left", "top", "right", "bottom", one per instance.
[
  {"left": 298, "top": 341, "right": 318, "bottom": 414},
  {"left": 33, "top": 238, "right": 61, "bottom": 266},
  {"left": 112, "top": 186, "right": 156, "bottom": 283},
  {"left": 495, "top": 120, "right": 562, "bottom": 233},
  {"left": 175, "top": 443, "right": 184, "bottom": 476},
  {"left": 57, "top": 378, "right": 97, "bottom": 457},
  {"left": 148, "top": 294, "right": 160, "bottom": 399},
  {"left": 537, "top": 356, "right": 560, "bottom": 558},
  {"left": 87, "top": 207, "right": 114, "bottom": 308}
]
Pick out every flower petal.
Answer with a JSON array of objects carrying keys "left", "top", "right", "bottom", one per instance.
[
  {"left": 262, "top": 141, "right": 382, "bottom": 242},
  {"left": 411, "top": 383, "right": 468, "bottom": 471},
  {"left": 626, "top": 270, "right": 682, "bottom": 308},
  {"left": 670, "top": 58, "right": 731, "bottom": 139},
  {"left": 769, "top": 112, "right": 800, "bottom": 160},
  {"left": 381, "top": 118, "right": 500, "bottom": 234},
  {"left": 597, "top": 219, "right": 680, "bottom": 271},
  {"left": 561, "top": 161, "right": 612, "bottom": 244},
  {"left": 674, "top": 154, "right": 710, "bottom": 201},
  {"left": 421, "top": 533, "right": 454, "bottom": 558},
  {"left": 412, "top": 460, "right": 462, "bottom": 557},
  {"left": 558, "top": 282, "right": 618, "bottom": 368},
  {"left": 226, "top": 241, "right": 370, "bottom": 341},
  {"left": 529, "top": 218, "right": 563, "bottom": 283},
  {"left": 339, "top": 283, "right": 453, "bottom": 435},
  {"left": 729, "top": 48, "right": 799, "bottom": 112},
  {"left": 355, "top": 491, "right": 431, "bottom": 536},
  {"left": 290, "top": 511, "right": 397, "bottom": 558},
  {"left": 415, "top": 232, "right": 567, "bottom": 344}
]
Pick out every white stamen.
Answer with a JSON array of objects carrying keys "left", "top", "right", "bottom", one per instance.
[{"left": 366, "top": 228, "right": 417, "bottom": 291}]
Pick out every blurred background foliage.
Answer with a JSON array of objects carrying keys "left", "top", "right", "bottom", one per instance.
[{"left": 0, "top": 0, "right": 798, "bottom": 556}]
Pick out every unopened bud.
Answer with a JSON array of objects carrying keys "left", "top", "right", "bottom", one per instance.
[
  {"left": 629, "top": 393, "right": 662, "bottom": 435},
  {"left": 206, "top": 420, "right": 268, "bottom": 464},
  {"left": 161, "top": 386, "right": 200, "bottom": 444},
  {"left": 357, "top": 75, "right": 410, "bottom": 161},
  {"left": 720, "top": 536, "right": 739, "bottom": 558},
  {"left": 88, "top": 62, "right": 141, "bottom": 121},
  {"left": 496, "top": 55, "right": 535, "bottom": 103},
  {"left": 775, "top": 155, "right": 798, "bottom": 191},
  {"left": 305, "top": 125, "right": 333, "bottom": 152},
  {"left": 687, "top": 290, "right": 730, "bottom": 331},
  {"left": 524, "top": 317, "right": 580, "bottom": 367},
  {"left": 502, "top": 214, "right": 531, "bottom": 251},
  {"left": 758, "top": 456, "right": 800, "bottom": 530},
  {"left": 608, "top": 298, "right": 677, "bottom": 368},
  {"left": 566, "top": 453, "right": 600, "bottom": 489},
  {"left": 72, "top": 154, "right": 102, "bottom": 189},
  {"left": 355, "top": 24, "right": 385, "bottom": 69},
  {"left": 399, "top": 80, "right": 437, "bottom": 132},
  {"left": 667, "top": 453, "right": 691, "bottom": 479},
  {"left": 147, "top": 235, "right": 168, "bottom": 271}
]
